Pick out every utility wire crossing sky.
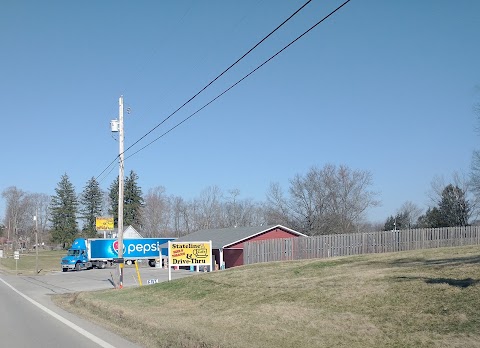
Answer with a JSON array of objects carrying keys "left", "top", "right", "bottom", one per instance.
[
  {"left": 98, "top": 0, "right": 351, "bottom": 182},
  {"left": 1, "top": 0, "right": 479, "bottom": 223}
]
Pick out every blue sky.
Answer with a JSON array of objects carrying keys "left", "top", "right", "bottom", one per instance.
[{"left": 1, "top": 0, "right": 479, "bottom": 224}]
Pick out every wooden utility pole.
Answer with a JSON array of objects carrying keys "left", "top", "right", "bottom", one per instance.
[
  {"left": 118, "top": 96, "right": 125, "bottom": 288},
  {"left": 34, "top": 212, "right": 38, "bottom": 274}
]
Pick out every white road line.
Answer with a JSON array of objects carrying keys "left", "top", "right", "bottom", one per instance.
[{"left": 0, "top": 277, "right": 116, "bottom": 348}]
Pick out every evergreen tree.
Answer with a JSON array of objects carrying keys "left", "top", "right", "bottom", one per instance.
[
  {"left": 108, "top": 176, "right": 119, "bottom": 227},
  {"left": 49, "top": 173, "right": 78, "bottom": 248},
  {"left": 417, "top": 207, "right": 443, "bottom": 228},
  {"left": 384, "top": 216, "right": 395, "bottom": 231},
  {"left": 125, "top": 170, "right": 144, "bottom": 229},
  {"left": 79, "top": 177, "right": 104, "bottom": 238},
  {"left": 108, "top": 171, "right": 144, "bottom": 229},
  {"left": 383, "top": 211, "right": 410, "bottom": 231},
  {"left": 417, "top": 185, "right": 470, "bottom": 228},
  {"left": 438, "top": 184, "right": 470, "bottom": 226}
]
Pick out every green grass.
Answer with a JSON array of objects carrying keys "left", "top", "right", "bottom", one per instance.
[
  {"left": 53, "top": 245, "right": 480, "bottom": 348},
  {"left": 0, "top": 249, "right": 65, "bottom": 274}
]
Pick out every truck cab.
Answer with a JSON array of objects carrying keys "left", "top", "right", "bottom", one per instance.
[{"left": 61, "top": 239, "right": 92, "bottom": 272}]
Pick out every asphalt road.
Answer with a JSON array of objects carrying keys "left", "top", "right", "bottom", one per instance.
[{"left": 0, "top": 265, "right": 196, "bottom": 348}]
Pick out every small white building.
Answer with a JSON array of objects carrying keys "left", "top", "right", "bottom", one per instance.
[{"left": 100, "top": 225, "right": 143, "bottom": 239}]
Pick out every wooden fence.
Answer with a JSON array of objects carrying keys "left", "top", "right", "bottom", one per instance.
[{"left": 243, "top": 226, "right": 480, "bottom": 265}]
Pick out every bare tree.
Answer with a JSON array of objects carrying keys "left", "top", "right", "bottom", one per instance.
[
  {"left": 235, "top": 198, "right": 267, "bottom": 227},
  {"left": 164, "top": 186, "right": 270, "bottom": 236},
  {"left": 171, "top": 196, "right": 191, "bottom": 237},
  {"left": 357, "top": 221, "right": 384, "bottom": 233},
  {"left": 2, "top": 187, "right": 32, "bottom": 244},
  {"left": 266, "top": 165, "right": 380, "bottom": 235},
  {"left": 227, "top": 188, "right": 241, "bottom": 227},
  {"left": 29, "top": 193, "right": 51, "bottom": 246},
  {"left": 322, "top": 165, "right": 378, "bottom": 234},
  {"left": 195, "top": 186, "right": 223, "bottom": 229},
  {"left": 265, "top": 182, "right": 296, "bottom": 228},
  {"left": 141, "top": 186, "right": 170, "bottom": 237},
  {"left": 223, "top": 189, "right": 266, "bottom": 227},
  {"left": 397, "top": 201, "right": 422, "bottom": 227}
]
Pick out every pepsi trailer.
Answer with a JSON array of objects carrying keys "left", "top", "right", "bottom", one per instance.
[{"left": 61, "top": 238, "right": 175, "bottom": 272}]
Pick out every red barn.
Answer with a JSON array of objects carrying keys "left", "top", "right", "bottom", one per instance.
[{"left": 173, "top": 225, "right": 306, "bottom": 269}]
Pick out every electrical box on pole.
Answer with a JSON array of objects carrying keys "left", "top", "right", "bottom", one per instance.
[{"left": 110, "top": 120, "right": 120, "bottom": 132}]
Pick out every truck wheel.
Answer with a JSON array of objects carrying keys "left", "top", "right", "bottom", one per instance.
[
  {"left": 99, "top": 262, "right": 106, "bottom": 269},
  {"left": 148, "top": 259, "right": 156, "bottom": 267},
  {"left": 62, "top": 268, "right": 67, "bottom": 272},
  {"left": 75, "top": 262, "right": 81, "bottom": 271},
  {"left": 125, "top": 260, "right": 133, "bottom": 266}
]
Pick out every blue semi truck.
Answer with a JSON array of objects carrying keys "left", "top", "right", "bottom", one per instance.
[{"left": 61, "top": 237, "right": 175, "bottom": 272}]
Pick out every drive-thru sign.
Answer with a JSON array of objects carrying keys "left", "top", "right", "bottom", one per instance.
[{"left": 168, "top": 241, "right": 212, "bottom": 281}]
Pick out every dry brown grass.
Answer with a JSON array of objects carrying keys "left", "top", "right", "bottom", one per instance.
[{"left": 53, "top": 245, "right": 480, "bottom": 348}]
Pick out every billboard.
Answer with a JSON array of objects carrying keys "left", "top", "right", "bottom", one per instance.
[
  {"left": 95, "top": 217, "right": 114, "bottom": 231},
  {"left": 168, "top": 241, "right": 212, "bottom": 266}
]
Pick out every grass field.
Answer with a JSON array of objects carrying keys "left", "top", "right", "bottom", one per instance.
[
  {"left": 51, "top": 245, "right": 480, "bottom": 348},
  {"left": 0, "top": 249, "right": 64, "bottom": 274}
]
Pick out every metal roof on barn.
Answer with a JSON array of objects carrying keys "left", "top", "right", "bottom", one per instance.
[{"left": 173, "top": 224, "right": 306, "bottom": 249}]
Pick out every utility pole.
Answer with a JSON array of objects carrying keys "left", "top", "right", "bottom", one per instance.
[{"left": 118, "top": 96, "right": 125, "bottom": 288}]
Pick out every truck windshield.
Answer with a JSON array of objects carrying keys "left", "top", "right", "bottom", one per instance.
[{"left": 67, "top": 250, "right": 80, "bottom": 256}]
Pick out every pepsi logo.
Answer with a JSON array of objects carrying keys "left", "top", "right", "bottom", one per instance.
[{"left": 112, "top": 240, "right": 126, "bottom": 255}]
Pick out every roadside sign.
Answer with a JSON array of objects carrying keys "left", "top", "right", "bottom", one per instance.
[
  {"left": 14, "top": 250, "right": 19, "bottom": 275},
  {"left": 147, "top": 279, "right": 159, "bottom": 285},
  {"left": 168, "top": 241, "right": 212, "bottom": 281},
  {"left": 95, "top": 217, "right": 114, "bottom": 231},
  {"left": 169, "top": 241, "right": 212, "bottom": 266}
]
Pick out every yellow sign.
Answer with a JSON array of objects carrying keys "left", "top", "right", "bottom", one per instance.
[
  {"left": 169, "top": 241, "right": 212, "bottom": 266},
  {"left": 95, "top": 217, "right": 114, "bottom": 230}
]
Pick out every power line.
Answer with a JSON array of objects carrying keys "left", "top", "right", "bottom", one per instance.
[
  {"left": 124, "top": 0, "right": 352, "bottom": 160},
  {"left": 123, "top": 0, "right": 312, "bottom": 155},
  {"left": 96, "top": 0, "right": 312, "bottom": 183},
  {"left": 97, "top": 160, "right": 118, "bottom": 184}
]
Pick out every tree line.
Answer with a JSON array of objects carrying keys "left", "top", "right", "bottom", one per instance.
[
  {"left": 383, "top": 182, "right": 472, "bottom": 231},
  {"left": 1, "top": 164, "right": 380, "bottom": 247},
  {"left": 1, "top": 162, "right": 478, "bottom": 249}
]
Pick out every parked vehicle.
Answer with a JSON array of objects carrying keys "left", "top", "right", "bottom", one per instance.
[
  {"left": 61, "top": 237, "right": 175, "bottom": 272},
  {"left": 61, "top": 238, "right": 107, "bottom": 271}
]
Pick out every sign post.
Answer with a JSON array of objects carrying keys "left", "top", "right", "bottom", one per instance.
[
  {"left": 14, "top": 250, "right": 19, "bottom": 275},
  {"left": 168, "top": 241, "right": 212, "bottom": 281}
]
